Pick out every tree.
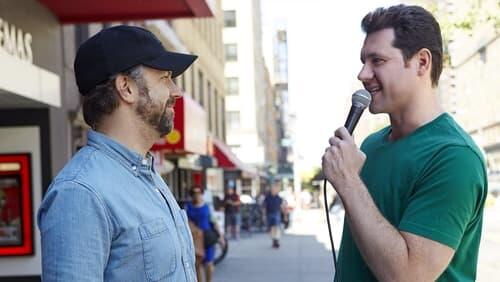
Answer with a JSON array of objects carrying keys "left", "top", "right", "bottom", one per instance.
[{"left": 412, "top": 0, "right": 500, "bottom": 66}]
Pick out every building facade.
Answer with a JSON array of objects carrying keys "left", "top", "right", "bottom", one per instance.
[
  {"left": 272, "top": 29, "right": 295, "bottom": 184},
  {"left": 439, "top": 0, "right": 500, "bottom": 172},
  {"left": 222, "top": 0, "right": 273, "bottom": 195}
]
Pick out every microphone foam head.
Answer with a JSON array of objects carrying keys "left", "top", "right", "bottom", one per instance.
[{"left": 352, "top": 89, "right": 372, "bottom": 109}]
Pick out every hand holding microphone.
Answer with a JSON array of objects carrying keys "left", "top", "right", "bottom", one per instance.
[
  {"left": 322, "top": 89, "right": 372, "bottom": 277},
  {"left": 322, "top": 90, "right": 371, "bottom": 191}
]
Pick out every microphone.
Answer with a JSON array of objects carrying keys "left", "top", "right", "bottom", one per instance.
[
  {"left": 324, "top": 90, "right": 371, "bottom": 280},
  {"left": 344, "top": 89, "right": 372, "bottom": 134}
]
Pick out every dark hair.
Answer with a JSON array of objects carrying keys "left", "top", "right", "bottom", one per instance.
[
  {"left": 82, "top": 65, "right": 144, "bottom": 128},
  {"left": 189, "top": 187, "right": 203, "bottom": 197},
  {"left": 361, "top": 5, "right": 443, "bottom": 87}
]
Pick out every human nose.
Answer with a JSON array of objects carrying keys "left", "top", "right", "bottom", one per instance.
[
  {"left": 357, "top": 63, "right": 373, "bottom": 83},
  {"left": 168, "top": 78, "right": 183, "bottom": 99}
]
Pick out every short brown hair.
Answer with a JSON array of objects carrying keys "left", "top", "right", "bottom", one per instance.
[
  {"left": 82, "top": 65, "right": 144, "bottom": 128},
  {"left": 361, "top": 5, "right": 443, "bottom": 87}
]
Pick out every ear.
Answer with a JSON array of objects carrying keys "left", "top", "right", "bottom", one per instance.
[
  {"left": 416, "top": 48, "right": 432, "bottom": 78},
  {"left": 114, "top": 74, "right": 137, "bottom": 104}
]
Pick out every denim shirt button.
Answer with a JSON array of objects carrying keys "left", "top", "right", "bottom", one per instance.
[
  {"left": 131, "top": 165, "right": 137, "bottom": 171},
  {"left": 141, "top": 159, "right": 148, "bottom": 165}
]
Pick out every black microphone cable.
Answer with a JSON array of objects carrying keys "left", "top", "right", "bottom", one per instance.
[{"left": 324, "top": 178, "right": 338, "bottom": 282}]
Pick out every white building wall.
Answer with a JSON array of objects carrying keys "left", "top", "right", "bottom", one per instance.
[{"left": 222, "top": 0, "right": 265, "bottom": 165}]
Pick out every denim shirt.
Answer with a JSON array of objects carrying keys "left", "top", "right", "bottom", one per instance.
[{"left": 37, "top": 130, "right": 196, "bottom": 282}]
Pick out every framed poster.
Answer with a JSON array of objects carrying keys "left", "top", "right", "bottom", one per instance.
[{"left": 0, "top": 154, "right": 33, "bottom": 256}]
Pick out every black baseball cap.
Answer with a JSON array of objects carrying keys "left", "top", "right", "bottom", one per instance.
[{"left": 74, "top": 25, "right": 198, "bottom": 95}]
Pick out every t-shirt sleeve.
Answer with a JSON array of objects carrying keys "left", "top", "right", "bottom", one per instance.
[{"left": 398, "top": 146, "right": 486, "bottom": 249}]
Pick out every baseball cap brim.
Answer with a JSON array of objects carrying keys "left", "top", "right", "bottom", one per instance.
[{"left": 143, "top": 51, "right": 198, "bottom": 78}]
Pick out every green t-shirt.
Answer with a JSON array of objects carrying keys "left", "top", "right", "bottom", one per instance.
[{"left": 337, "top": 113, "right": 487, "bottom": 281}]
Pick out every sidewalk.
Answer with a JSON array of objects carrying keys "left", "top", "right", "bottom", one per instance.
[
  {"left": 213, "top": 209, "right": 338, "bottom": 282},
  {"left": 213, "top": 202, "right": 499, "bottom": 282},
  {"left": 477, "top": 202, "right": 500, "bottom": 282}
]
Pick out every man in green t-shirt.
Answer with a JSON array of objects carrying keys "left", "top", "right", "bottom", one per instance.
[{"left": 322, "top": 4, "right": 487, "bottom": 281}]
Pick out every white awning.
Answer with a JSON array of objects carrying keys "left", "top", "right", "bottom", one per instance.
[{"left": 0, "top": 49, "right": 60, "bottom": 107}]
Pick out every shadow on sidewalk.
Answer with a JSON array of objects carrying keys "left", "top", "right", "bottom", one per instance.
[{"left": 213, "top": 232, "right": 335, "bottom": 282}]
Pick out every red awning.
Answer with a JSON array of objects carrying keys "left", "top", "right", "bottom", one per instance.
[
  {"left": 38, "top": 0, "right": 214, "bottom": 23},
  {"left": 212, "top": 138, "right": 257, "bottom": 176}
]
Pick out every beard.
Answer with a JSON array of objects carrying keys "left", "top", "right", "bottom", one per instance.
[{"left": 135, "top": 84, "right": 174, "bottom": 137}]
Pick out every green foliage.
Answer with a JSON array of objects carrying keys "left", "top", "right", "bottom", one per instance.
[
  {"left": 412, "top": 0, "right": 500, "bottom": 66},
  {"left": 301, "top": 167, "right": 323, "bottom": 192}
]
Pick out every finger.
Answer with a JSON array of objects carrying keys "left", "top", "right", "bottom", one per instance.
[
  {"left": 335, "top": 127, "right": 353, "bottom": 141},
  {"left": 328, "top": 136, "right": 341, "bottom": 147},
  {"left": 322, "top": 148, "right": 332, "bottom": 162},
  {"left": 324, "top": 146, "right": 339, "bottom": 157}
]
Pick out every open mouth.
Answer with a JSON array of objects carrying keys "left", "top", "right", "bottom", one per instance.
[{"left": 367, "top": 86, "right": 382, "bottom": 96}]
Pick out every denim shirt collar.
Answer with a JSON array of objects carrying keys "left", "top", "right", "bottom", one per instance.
[{"left": 87, "top": 130, "right": 156, "bottom": 174}]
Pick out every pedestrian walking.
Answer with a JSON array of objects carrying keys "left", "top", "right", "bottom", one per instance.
[
  {"left": 264, "top": 183, "right": 285, "bottom": 248},
  {"left": 37, "top": 25, "right": 198, "bottom": 281},
  {"left": 223, "top": 187, "right": 241, "bottom": 239}
]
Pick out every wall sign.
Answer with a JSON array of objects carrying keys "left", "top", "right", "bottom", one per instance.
[{"left": 0, "top": 17, "right": 33, "bottom": 64}]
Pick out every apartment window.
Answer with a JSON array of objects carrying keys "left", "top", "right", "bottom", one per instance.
[
  {"left": 181, "top": 74, "right": 186, "bottom": 92},
  {"left": 479, "top": 47, "right": 487, "bottom": 63},
  {"left": 224, "top": 10, "right": 236, "bottom": 27},
  {"left": 191, "top": 67, "right": 195, "bottom": 99},
  {"left": 222, "top": 97, "right": 226, "bottom": 140},
  {"left": 208, "top": 81, "right": 212, "bottom": 131},
  {"left": 225, "top": 77, "right": 239, "bottom": 95},
  {"left": 198, "top": 70, "right": 204, "bottom": 106},
  {"left": 225, "top": 44, "right": 237, "bottom": 61},
  {"left": 215, "top": 89, "right": 219, "bottom": 138},
  {"left": 226, "top": 111, "right": 240, "bottom": 130}
]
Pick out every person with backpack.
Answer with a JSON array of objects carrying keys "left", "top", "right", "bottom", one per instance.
[{"left": 186, "top": 187, "right": 222, "bottom": 282}]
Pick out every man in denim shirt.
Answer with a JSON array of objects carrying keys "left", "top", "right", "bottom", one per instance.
[{"left": 37, "top": 25, "right": 198, "bottom": 281}]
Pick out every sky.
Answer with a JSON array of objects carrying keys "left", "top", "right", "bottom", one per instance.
[{"left": 260, "top": 0, "right": 399, "bottom": 174}]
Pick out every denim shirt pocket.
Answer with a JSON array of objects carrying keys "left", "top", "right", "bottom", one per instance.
[{"left": 139, "top": 218, "right": 177, "bottom": 281}]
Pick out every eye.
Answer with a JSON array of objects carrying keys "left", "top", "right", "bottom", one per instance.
[
  {"left": 372, "top": 58, "right": 385, "bottom": 65},
  {"left": 162, "top": 71, "right": 173, "bottom": 80}
]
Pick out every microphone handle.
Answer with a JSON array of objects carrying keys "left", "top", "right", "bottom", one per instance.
[{"left": 344, "top": 106, "right": 365, "bottom": 134}]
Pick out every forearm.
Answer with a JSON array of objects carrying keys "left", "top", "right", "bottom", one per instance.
[{"left": 340, "top": 178, "right": 411, "bottom": 281}]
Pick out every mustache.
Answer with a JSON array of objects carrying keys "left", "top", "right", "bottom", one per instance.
[{"left": 165, "top": 97, "right": 176, "bottom": 108}]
